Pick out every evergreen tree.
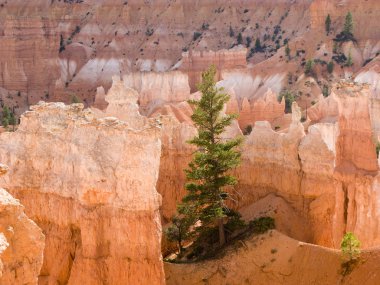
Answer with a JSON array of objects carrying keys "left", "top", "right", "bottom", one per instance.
[
  {"left": 183, "top": 65, "right": 242, "bottom": 246},
  {"left": 327, "top": 61, "right": 334, "bottom": 74},
  {"left": 285, "top": 44, "right": 291, "bottom": 59},
  {"left": 346, "top": 52, "right": 353, "bottom": 67},
  {"left": 343, "top": 12, "right": 353, "bottom": 36},
  {"left": 229, "top": 25, "right": 234, "bottom": 37},
  {"left": 237, "top": 32, "right": 243, "bottom": 45},
  {"left": 305, "top": 59, "right": 315, "bottom": 75},
  {"left": 246, "top": 37, "right": 252, "bottom": 47},
  {"left": 325, "top": 14, "right": 331, "bottom": 34},
  {"left": 2, "top": 106, "right": 10, "bottom": 128},
  {"left": 322, "top": 85, "right": 330, "bottom": 97},
  {"left": 341, "top": 232, "right": 361, "bottom": 261},
  {"left": 165, "top": 203, "right": 197, "bottom": 254},
  {"left": 71, "top": 95, "right": 81, "bottom": 104},
  {"left": 9, "top": 112, "right": 16, "bottom": 131},
  {"left": 255, "top": 38, "right": 261, "bottom": 51}
]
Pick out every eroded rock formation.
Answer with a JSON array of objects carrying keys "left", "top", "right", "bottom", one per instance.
[
  {"left": 0, "top": 101, "right": 165, "bottom": 284},
  {"left": 0, "top": 164, "right": 45, "bottom": 285},
  {"left": 236, "top": 82, "right": 380, "bottom": 248}
]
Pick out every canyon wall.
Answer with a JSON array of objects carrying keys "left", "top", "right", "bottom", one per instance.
[
  {"left": 180, "top": 48, "right": 248, "bottom": 92},
  {"left": 0, "top": 164, "right": 45, "bottom": 285},
  {"left": 92, "top": 78, "right": 380, "bottom": 249},
  {"left": 0, "top": 0, "right": 314, "bottom": 111},
  {"left": 236, "top": 82, "right": 380, "bottom": 248},
  {"left": 0, "top": 99, "right": 165, "bottom": 284}
]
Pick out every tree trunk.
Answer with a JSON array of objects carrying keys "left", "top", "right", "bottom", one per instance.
[
  {"left": 178, "top": 241, "right": 182, "bottom": 255},
  {"left": 218, "top": 218, "right": 226, "bottom": 246}
]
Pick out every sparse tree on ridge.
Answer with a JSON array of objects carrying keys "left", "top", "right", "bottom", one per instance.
[
  {"left": 325, "top": 14, "right": 331, "bottom": 34},
  {"left": 173, "top": 65, "right": 242, "bottom": 247},
  {"left": 343, "top": 12, "right": 353, "bottom": 37}
]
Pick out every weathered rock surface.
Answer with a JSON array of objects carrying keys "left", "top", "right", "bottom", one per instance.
[
  {"left": 236, "top": 83, "right": 380, "bottom": 248},
  {"left": 180, "top": 47, "right": 248, "bottom": 92},
  {"left": 0, "top": 164, "right": 45, "bottom": 285},
  {"left": 0, "top": 101, "right": 165, "bottom": 284},
  {"left": 4, "top": 0, "right": 378, "bottom": 113},
  {"left": 165, "top": 230, "right": 380, "bottom": 285}
]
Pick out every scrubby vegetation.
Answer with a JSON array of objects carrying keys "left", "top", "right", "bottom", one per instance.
[
  {"left": 166, "top": 215, "right": 275, "bottom": 262},
  {"left": 278, "top": 90, "right": 296, "bottom": 113},
  {"left": 243, "top": 124, "right": 253, "bottom": 135},
  {"left": 340, "top": 232, "right": 361, "bottom": 276},
  {"left": 334, "top": 12, "right": 355, "bottom": 42},
  {"left": 325, "top": 14, "right": 331, "bottom": 34},
  {"left": 1, "top": 106, "right": 16, "bottom": 131}
]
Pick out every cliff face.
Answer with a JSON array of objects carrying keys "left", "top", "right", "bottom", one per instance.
[
  {"left": 0, "top": 164, "right": 45, "bottom": 285},
  {"left": 92, "top": 77, "right": 380, "bottom": 250},
  {"left": 1, "top": 0, "right": 379, "bottom": 114},
  {"left": 236, "top": 82, "right": 380, "bottom": 248},
  {"left": 92, "top": 77, "right": 196, "bottom": 225},
  {"left": 0, "top": 101, "right": 164, "bottom": 284}
]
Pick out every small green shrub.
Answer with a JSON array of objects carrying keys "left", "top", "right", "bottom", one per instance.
[
  {"left": 305, "top": 59, "right": 315, "bottom": 75},
  {"left": 322, "top": 85, "right": 330, "bottom": 97},
  {"left": 243, "top": 125, "right": 253, "bottom": 135},
  {"left": 249, "top": 217, "right": 275, "bottom": 234},
  {"left": 327, "top": 61, "right": 334, "bottom": 73},
  {"left": 193, "top": 32, "right": 202, "bottom": 41},
  {"left": 71, "top": 95, "right": 81, "bottom": 104},
  {"left": 237, "top": 33, "right": 243, "bottom": 45},
  {"left": 229, "top": 26, "right": 234, "bottom": 37},
  {"left": 376, "top": 142, "right": 380, "bottom": 158},
  {"left": 340, "top": 232, "right": 361, "bottom": 276}
]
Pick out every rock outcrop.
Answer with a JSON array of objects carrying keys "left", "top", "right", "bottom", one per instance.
[
  {"left": 180, "top": 47, "right": 248, "bottom": 92},
  {"left": 122, "top": 71, "right": 191, "bottom": 115},
  {"left": 235, "top": 82, "right": 380, "bottom": 248},
  {"left": 0, "top": 101, "right": 165, "bottom": 284},
  {"left": 0, "top": 164, "right": 45, "bottom": 285},
  {"left": 92, "top": 77, "right": 197, "bottom": 224},
  {"left": 165, "top": 230, "right": 380, "bottom": 285}
]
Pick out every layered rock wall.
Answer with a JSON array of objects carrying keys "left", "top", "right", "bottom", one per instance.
[
  {"left": 0, "top": 165, "right": 45, "bottom": 285},
  {"left": 237, "top": 83, "right": 380, "bottom": 248},
  {"left": 0, "top": 101, "right": 165, "bottom": 284}
]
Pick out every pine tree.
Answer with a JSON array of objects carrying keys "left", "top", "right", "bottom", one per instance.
[
  {"left": 237, "top": 32, "right": 243, "bottom": 45},
  {"left": 343, "top": 12, "right": 353, "bottom": 36},
  {"left": 71, "top": 95, "right": 81, "bottom": 104},
  {"left": 183, "top": 65, "right": 242, "bottom": 246},
  {"left": 346, "top": 52, "right": 353, "bottom": 67},
  {"left": 255, "top": 38, "right": 261, "bottom": 51},
  {"left": 325, "top": 14, "right": 331, "bottom": 34},
  {"left": 9, "top": 112, "right": 16, "bottom": 131},
  {"left": 327, "top": 61, "right": 334, "bottom": 74},
  {"left": 341, "top": 232, "right": 361, "bottom": 261},
  {"left": 229, "top": 25, "right": 234, "bottom": 37},
  {"left": 2, "top": 106, "right": 10, "bottom": 128},
  {"left": 285, "top": 44, "right": 291, "bottom": 59},
  {"left": 305, "top": 59, "right": 315, "bottom": 76},
  {"left": 246, "top": 37, "right": 252, "bottom": 47},
  {"left": 165, "top": 203, "right": 197, "bottom": 254}
]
